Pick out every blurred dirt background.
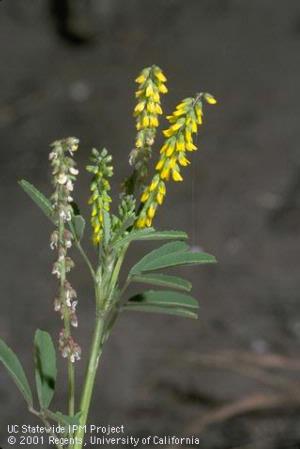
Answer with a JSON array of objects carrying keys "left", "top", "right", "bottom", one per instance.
[{"left": 1, "top": 1, "right": 300, "bottom": 448}]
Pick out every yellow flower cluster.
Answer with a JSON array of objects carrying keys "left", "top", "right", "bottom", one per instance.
[
  {"left": 136, "top": 93, "right": 217, "bottom": 228},
  {"left": 87, "top": 148, "right": 113, "bottom": 245},
  {"left": 124, "top": 65, "right": 168, "bottom": 195},
  {"left": 134, "top": 65, "right": 167, "bottom": 149}
]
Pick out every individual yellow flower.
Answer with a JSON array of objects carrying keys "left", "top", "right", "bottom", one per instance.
[{"left": 136, "top": 92, "right": 216, "bottom": 228}]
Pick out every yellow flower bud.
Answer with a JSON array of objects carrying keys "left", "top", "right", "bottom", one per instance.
[
  {"left": 142, "top": 115, "right": 150, "bottom": 127},
  {"left": 135, "top": 101, "right": 145, "bottom": 113},
  {"left": 136, "top": 216, "right": 146, "bottom": 228},
  {"left": 147, "top": 102, "right": 155, "bottom": 113},
  {"left": 135, "top": 74, "right": 147, "bottom": 84},
  {"left": 186, "top": 141, "right": 197, "bottom": 151},
  {"left": 149, "top": 176, "right": 159, "bottom": 191},
  {"left": 156, "top": 192, "right": 164, "bottom": 205},
  {"left": 178, "top": 155, "right": 190, "bottom": 166},
  {"left": 146, "top": 83, "right": 154, "bottom": 97},
  {"left": 147, "top": 204, "right": 156, "bottom": 218},
  {"left": 141, "top": 189, "right": 150, "bottom": 202},
  {"left": 150, "top": 116, "right": 159, "bottom": 127},
  {"left": 166, "top": 142, "right": 175, "bottom": 157},
  {"left": 136, "top": 138, "right": 143, "bottom": 148},
  {"left": 172, "top": 169, "right": 183, "bottom": 182},
  {"left": 163, "top": 128, "right": 173, "bottom": 138},
  {"left": 154, "top": 69, "right": 167, "bottom": 82},
  {"left": 204, "top": 93, "right": 217, "bottom": 104},
  {"left": 191, "top": 120, "right": 197, "bottom": 133},
  {"left": 159, "top": 183, "right": 166, "bottom": 195},
  {"left": 155, "top": 104, "right": 163, "bottom": 114},
  {"left": 158, "top": 84, "right": 168, "bottom": 94},
  {"left": 155, "top": 159, "right": 164, "bottom": 170}
]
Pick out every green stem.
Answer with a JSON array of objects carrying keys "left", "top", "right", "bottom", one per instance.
[
  {"left": 72, "top": 246, "right": 129, "bottom": 449},
  {"left": 76, "top": 241, "right": 95, "bottom": 280},
  {"left": 68, "top": 362, "right": 75, "bottom": 416},
  {"left": 73, "top": 290, "right": 106, "bottom": 449}
]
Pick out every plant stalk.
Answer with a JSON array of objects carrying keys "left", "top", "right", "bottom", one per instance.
[
  {"left": 73, "top": 301, "right": 106, "bottom": 448},
  {"left": 58, "top": 214, "right": 76, "bottom": 417}
]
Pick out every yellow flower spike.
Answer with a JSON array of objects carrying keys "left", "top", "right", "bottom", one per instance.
[
  {"left": 135, "top": 91, "right": 215, "bottom": 229},
  {"left": 127, "top": 65, "right": 169, "bottom": 194}
]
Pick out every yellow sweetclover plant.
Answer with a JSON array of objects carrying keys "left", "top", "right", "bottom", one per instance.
[{"left": 0, "top": 66, "right": 217, "bottom": 449}]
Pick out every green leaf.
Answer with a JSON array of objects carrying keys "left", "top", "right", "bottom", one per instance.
[
  {"left": 69, "top": 215, "right": 85, "bottom": 242},
  {"left": 131, "top": 273, "right": 192, "bottom": 291},
  {"left": 114, "top": 229, "right": 188, "bottom": 249},
  {"left": 124, "top": 303, "right": 198, "bottom": 319},
  {"left": 128, "top": 290, "right": 199, "bottom": 309},
  {"left": 0, "top": 338, "right": 33, "bottom": 406},
  {"left": 131, "top": 244, "right": 216, "bottom": 274},
  {"left": 130, "top": 241, "right": 189, "bottom": 275},
  {"left": 52, "top": 411, "right": 81, "bottom": 427},
  {"left": 34, "top": 330, "right": 57, "bottom": 409},
  {"left": 19, "top": 180, "right": 54, "bottom": 222}
]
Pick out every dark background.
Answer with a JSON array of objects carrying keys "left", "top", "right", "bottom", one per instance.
[{"left": 1, "top": 1, "right": 300, "bottom": 448}]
